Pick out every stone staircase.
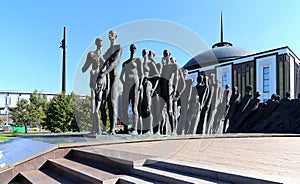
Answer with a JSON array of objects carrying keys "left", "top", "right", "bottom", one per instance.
[{"left": 9, "top": 147, "right": 278, "bottom": 184}]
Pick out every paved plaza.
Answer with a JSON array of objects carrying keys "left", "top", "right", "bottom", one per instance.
[
  {"left": 1, "top": 134, "right": 300, "bottom": 183},
  {"left": 82, "top": 135, "right": 300, "bottom": 183}
]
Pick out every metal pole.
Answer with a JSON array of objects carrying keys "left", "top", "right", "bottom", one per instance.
[{"left": 60, "top": 27, "right": 66, "bottom": 92}]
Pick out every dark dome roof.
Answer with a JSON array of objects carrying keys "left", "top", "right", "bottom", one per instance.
[{"left": 183, "top": 45, "right": 254, "bottom": 70}]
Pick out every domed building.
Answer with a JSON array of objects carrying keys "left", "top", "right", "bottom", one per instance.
[
  {"left": 184, "top": 14, "right": 300, "bottom": 100},
  {"left": 184, "top": 44, "right": 254, "bottom": 70}
]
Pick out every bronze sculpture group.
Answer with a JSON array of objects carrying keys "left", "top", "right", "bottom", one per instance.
[
  {"left": 82, "top": 31, "right": 300, "bottom": 135},
  {"left": 82, "top": 31, "right": 122, "bottom": 135}
]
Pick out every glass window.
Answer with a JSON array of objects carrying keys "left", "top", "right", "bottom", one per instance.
[
  {"left": 279, "top": 62, "right": 284, "bottom": 98},
  {"left": 222, "top": 74, "right": 227, "bottom": 88},
  {"left": 263, "top": 66, "right": 270, "bottom": 93},
  {"left": 234, "top": 69, "right": 237, "bottom": 88},
  {"left": 250, "top": 63, "right": 254, "bottom": 86},
  {"left": 263, "top": 85, "right": 269, "bottom": 93}
]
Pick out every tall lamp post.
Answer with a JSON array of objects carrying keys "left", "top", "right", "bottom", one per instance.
[{"left": 60, "top": 27, "right": 66, "bottom": 93}]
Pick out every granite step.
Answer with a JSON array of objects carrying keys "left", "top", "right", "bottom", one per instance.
[
  {"left": 132, "top": 165, "right": 223, "bottom": 184},
  {"left": 68, "top": 148, "right": 227, "bottom": 183},
  {"left": 144, "top": 158, "right": 230, "bottom": 182},
  {"left": 118, "top": 175, "right": 155, "bottom": 184},
  {"left": 44, "top": 158, "right": 119, "bottom": 184},
  {"left": 39, "top": 166, "right": 81, "bottom": 184},
  {"left": 10, "top": 170, "right": 60, "bottom": 184},
  {"left": 144, "top": 158, "right": 279, "bottom": 184},
  {"left": 67, "top": 148, "right": 150, "bottom": 170}
]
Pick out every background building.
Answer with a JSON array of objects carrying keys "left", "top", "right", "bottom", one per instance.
[
  {"left": 0, "top": 90, "right": 56, "bottom": 122},
  {"left": 184, "top": 18, "right": 300, "bottom": 101}
]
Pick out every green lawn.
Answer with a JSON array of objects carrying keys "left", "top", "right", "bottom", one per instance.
[{"left": 0, "top": 133, "right": 16, "bottom": 142}]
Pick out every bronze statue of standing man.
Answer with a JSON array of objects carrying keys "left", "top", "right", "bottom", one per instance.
[
  {"left": 98, "top": 30, "right": 122, "bottom": 135},
  {"left": 82, "top": 38, "right": 108, "bottom": 135}
]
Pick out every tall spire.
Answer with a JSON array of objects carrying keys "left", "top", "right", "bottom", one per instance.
[
  {"left": 212, "top": 12, "right": 233, "bottom": 48},
  {"left": 221, "top": 11, "right": 223, "bottom": 43}
]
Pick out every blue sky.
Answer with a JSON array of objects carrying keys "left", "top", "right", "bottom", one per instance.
[{"left": 1, "top": 0, "right": 300, "bottom": 94}]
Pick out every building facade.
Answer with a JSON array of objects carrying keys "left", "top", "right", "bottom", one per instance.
[
  {"left": 0, "top": 90, "right": 56, "bottom": 115},
  {"left": 184, "top": 45, "right": 300, "bottom": 101},
  {"left": 184, "top": 14, "right": 300, "bottom": 101}
]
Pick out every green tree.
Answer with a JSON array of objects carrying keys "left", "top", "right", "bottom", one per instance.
[
  {"left": 73, "top": 93, "right": 110, "bottom": 133},
  {"left": 28, "top": 91, "right": 48, "bottom": 127},
  {"left": 10, "top": 92, "right": 49, "bottom": 129},
  {"left": 30, "top": 91, "right": 48, "bottom": 110},
  {"left": 72, "top": 93, "right": 91, "bottom": 132},
  {"left": 44, "top": 92, "right": 78, "bottom": 133},
  {"left": 10, "top": 99, "right": 30, "bottom": 126},
  {"left": 71, "top": 93, "right": 110, "bottom": 133}
]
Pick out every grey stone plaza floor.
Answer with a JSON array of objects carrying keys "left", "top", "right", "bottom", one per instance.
[
  {"left": 1, "top": 133, "right": 300, "bottom": 183},
  {"left": 93, "top": 135, "right": 300, "bottom": 183}
]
